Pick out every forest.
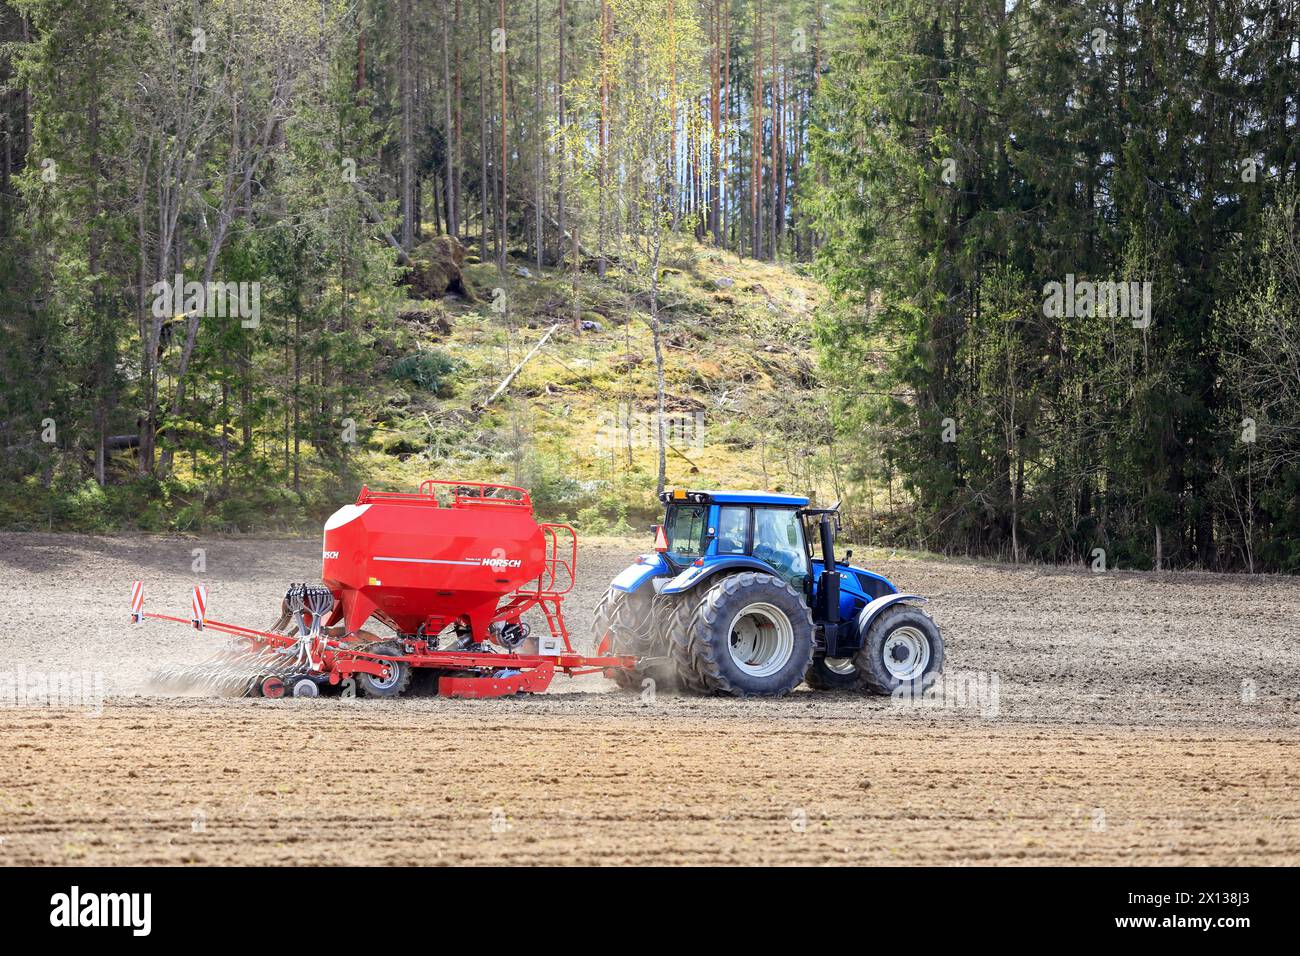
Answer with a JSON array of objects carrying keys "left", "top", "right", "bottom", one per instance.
[{"left": 1, "top": 0, "right": 1299, "bottom": 572}]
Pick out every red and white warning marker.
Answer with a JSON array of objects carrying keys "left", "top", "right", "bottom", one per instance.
[
  {"left": 191, "top": 584, "right": 208, "bottom": 630},
  {"left": 654, "top": 525, "right": 669, "bottom": 552},
  {"left": 130, "top": 580, "right": 144, "bottom": 623}
]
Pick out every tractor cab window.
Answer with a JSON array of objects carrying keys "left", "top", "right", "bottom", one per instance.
[
  {"left": 717, "top": 506, "right": 749, "bottom": 554},
  {"left": 752, "top": 508, "right": 809, "bottom": 589},
  {"left": 802, "top": 514, "right": 822, "bottom": 561},
  {"left": 665, "top": 504, "right": 708, "bottom": 557}
]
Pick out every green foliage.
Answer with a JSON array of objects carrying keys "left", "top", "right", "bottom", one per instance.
[
  {"left": 575, "top": 504, "right": 634, "bottom": 536},
  {"left": 389, "top": 351, "right": 457, "bottom": 395},
  {"left": 808, "top": 0, "right": 1300, "bottom": 571},
  {"left": 0, "top": 0, "right": 405, "bottom": 523},
  {"left": 518, "top": 449, "right": 586, "bottom": 516}
]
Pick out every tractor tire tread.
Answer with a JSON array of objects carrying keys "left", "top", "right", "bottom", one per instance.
[
  {"left": 594, "top": 585, "right": 675, "bottom": 691},
  {"left": 665, "top": 592, "right": 710, "bottom": 694}
]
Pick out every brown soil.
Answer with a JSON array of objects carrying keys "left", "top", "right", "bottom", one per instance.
[{"left": 0, "top": 532, "right": 1297, "bottom": 864}]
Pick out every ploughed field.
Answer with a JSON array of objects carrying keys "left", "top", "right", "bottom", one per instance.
[{"left": 0, "top": 532, "right": 1297, "bottom": 865}]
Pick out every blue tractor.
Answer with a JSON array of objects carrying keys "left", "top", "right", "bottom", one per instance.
[{"left": 593, "top": 489, "right": 944, "bottom": 697}]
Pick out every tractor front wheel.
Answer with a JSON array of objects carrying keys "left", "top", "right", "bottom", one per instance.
[
  {"left": 683, "top": 572, "right": 814, "bottom": 697},
  {"left": 854, "top": 605, "right": 943, "bottom": 696},
  {"left": 804, "top": 655, "right": 861, "bottom": 691}
]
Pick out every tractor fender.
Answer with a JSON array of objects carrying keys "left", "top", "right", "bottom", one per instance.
[
  {"left": 611, "top": 554, "right": 672, "bottom": 593},
  {"left": 660, "top": 557, "right": 778, "bottom": 595},
  {"left": 856, "top": 593, "right": 929, "bottom": 634}
]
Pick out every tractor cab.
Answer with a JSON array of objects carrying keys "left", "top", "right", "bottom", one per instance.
[
  {"left": 649, "top": 489, "right": 892, "bottom": 633},
  {"left": 656, "top": 488, "right": 810, "bottom": 590}
]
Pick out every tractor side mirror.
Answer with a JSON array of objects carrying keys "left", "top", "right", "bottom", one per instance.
[{"left": 844, "top": 549, "right": 853, "bottom": 561}]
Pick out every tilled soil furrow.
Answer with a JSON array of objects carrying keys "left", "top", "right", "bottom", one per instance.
[{"left": 2, "top": 706, "right": 1297, "bottom": 865}]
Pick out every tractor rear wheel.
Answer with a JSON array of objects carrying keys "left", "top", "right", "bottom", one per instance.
[
  {"left": 854, "top": 605, "right": 943, "bottom": 696},
  {"left": 683, "top": 572, "right": 814, "bottom": 697},
  {"left": 804, "top": 655, "right": 862, "bottom": 691},
  {"left": 357, "top": 643, "right": 412, "bottom": 698},
  {"left": 592, "top": 586, "right": 676, "bottom": 691},
  {"left": 664, "top": 592, "right": 709, "bottom": 694}
]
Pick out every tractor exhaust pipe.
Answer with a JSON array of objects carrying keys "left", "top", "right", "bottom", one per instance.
[
  {"left": 818, "top": 514, "right": 837, "bottom": 570},
  {"left": 818, "top": 514, "right": 844, "bottom": 654}
]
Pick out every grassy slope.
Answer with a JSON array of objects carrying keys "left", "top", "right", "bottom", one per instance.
[{"left": 361, "top": 237, "right": 836, "bottom": 529}]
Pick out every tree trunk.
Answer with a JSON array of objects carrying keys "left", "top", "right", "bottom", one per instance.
[
  {"left": 442, "top": 1, "right": 457, "bottom": 237},
  {"left": 650, "top": 223, "right": 667, "bottom": 494},
  {"left": 598, "top": 0, "right": 609, "bottom": 278},
  {"left": 399, "top": 0, "right": 414, "bottom": 250},
  {"left": 709, "top": 0, "right": 721, "bottom": 242},
  {"left": 454, "top": 0, "right": 463, "bottom": 233},
  {"left": 668, "top": 0, "right": 678, "bottom": 230},
  {"left": 499, "top": 0, "right": 508, "bottom": 272},
  {"left": 557, "top": 0, "right": 567, "bottom": 240},
  {"left": 478, "top": 0, "right": 489, "bottom": 261},
  {"left": 722, "top": 0, "right": 730, "bottom": 249},
  {"left": 750, "top": 0, "right": 761, "bottom": 259},
  {"left": 534, "top": 0, "right": 543, "bottom": 268}
]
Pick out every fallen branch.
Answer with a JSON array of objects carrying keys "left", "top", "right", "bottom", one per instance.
[
  {"left": 666, "top": 441, "right": 700, "bottom": 470},
  {"left": 477, "top": 323, "right": 562, "bottom": 409}
]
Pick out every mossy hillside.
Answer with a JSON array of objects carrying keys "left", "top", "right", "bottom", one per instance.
[{"left": 364, "top": 237, "right": 835, "bottom": 531}]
